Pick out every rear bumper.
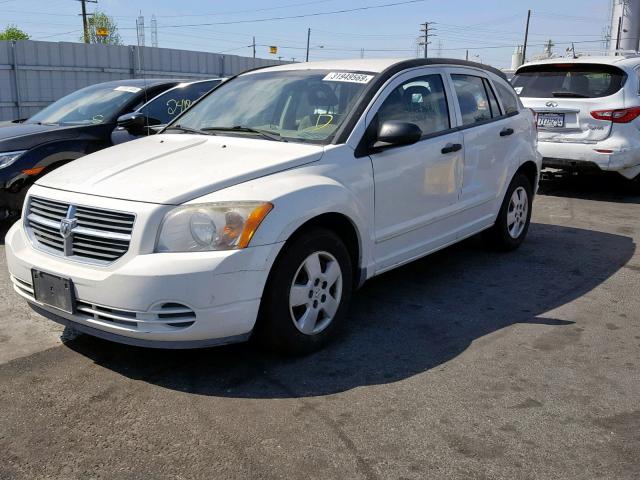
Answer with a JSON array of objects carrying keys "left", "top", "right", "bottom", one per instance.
[{"left": 538, "top": 140, "right": 640, "bottom": 179}]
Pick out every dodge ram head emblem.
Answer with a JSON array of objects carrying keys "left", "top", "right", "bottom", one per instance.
[
  {"left": 59, "top": 218, "right": 76, "bottom": 239},
  {"left": 546, "top": 101, "right": 559, "bottom": 108},
  {"left": 59, "top": 205, "right": 78, "bottom": 241}
]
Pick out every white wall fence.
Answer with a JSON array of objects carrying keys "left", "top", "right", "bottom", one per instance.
[{"left": 0, "top": 40, "right": 287, "bottom": 121}]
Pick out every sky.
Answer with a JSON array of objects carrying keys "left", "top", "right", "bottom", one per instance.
[{"left": 0, "top": 0, "right": 611, "bottom": 68}]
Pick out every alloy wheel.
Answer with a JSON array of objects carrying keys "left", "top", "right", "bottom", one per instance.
[{"left": 289, "top": 251, "right": 343, "bottom": 335}]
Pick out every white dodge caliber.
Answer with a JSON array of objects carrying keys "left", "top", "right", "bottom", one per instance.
[{"left": 5, "top": 59, "right": 541, "bottom": 354}]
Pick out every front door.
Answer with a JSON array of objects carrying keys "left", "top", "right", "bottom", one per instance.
[{"left": 366, "top": 69, "right": 464, "bottom": 272}]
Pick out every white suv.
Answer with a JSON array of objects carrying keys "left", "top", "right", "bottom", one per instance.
[
  {"left": 513, "top": 55, "right": 640, "bottom": 180},
  {"left": 5, "top": 59, "right": 541, "bottom": 354}
]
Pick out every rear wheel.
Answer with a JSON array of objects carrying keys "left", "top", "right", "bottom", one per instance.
[
  {"left": 483, "top": 173, "right": 533, "bottom": 251},
  {"left": 256, "top": 228, "right": 353, "bottom": 355}
]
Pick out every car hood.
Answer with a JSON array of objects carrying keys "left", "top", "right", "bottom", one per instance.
[
  {"left": 37, "top": 134, "right": 325, "bottom": 204},
  {"left": 0, "top": 122, "right": 98, "bottom": 150}
]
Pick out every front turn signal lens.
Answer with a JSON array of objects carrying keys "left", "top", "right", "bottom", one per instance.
[{"left": 238, "top": 203, "right": 274, "bottom": 248}]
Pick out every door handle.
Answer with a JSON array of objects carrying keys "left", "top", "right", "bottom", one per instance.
[
  {"left": 441, "top": 143, "right": 462, "bottom": 154},
  {"left": 500, "top": 128, "right": 514, "bottom": 137}
]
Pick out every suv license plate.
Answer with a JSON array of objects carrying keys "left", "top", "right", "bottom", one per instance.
[
  {"left": 31, "top": 270, "right": 75, "bottom": 314},
  {"left": 537, "top": 113, "right": 565, "bottom": 128}
]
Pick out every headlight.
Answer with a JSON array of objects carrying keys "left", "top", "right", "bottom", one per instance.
[
  {"left": 156, "top": 202, "right": 273, "bottom": 252},
  {"left": 0, "top": 150, "right": 27, "bottom": 169}
]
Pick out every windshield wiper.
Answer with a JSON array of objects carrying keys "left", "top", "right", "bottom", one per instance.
[
  {"left": 551, "top": 91, "right": 590, "bottom": 98},
  {"left": 201, "top": 125, "right": 287, "bottom": 142},
  {"left": 164, "top": 124, "right": 213, "bottom": 135}
]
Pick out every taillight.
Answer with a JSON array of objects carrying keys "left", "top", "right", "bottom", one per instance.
[{"left": 591, "top": 106, "right": 640, "bottom": 123}]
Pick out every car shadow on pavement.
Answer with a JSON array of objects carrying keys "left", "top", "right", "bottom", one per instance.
[
  {"left": 62, "top": 223, "right": 635, "bottom": 399},
  {"left": 539, "top": 172, "right": 640, "bottom": 204}
]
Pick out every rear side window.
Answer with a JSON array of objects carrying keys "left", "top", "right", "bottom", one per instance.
[
  {"left": 494, "top": 82, "right": 520, "bottom": 115},
  {"left": 483, "top": 78, "right": 501, "bottom": 117},
  {"left": 451, "top": 74, "right": 493, "bottom": 125},
  {"left": 512, "top": 64, "right": 626, "bottom": 99}
]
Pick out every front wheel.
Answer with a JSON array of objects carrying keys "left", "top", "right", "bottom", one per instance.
[
  {"left": 256, "top": 228, "right": 353, "bottom": 355},
  {"left": 483, "top": 173, "right": 533, "bottom": 251}
]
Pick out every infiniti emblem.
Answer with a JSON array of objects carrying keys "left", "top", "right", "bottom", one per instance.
[{"left": 546, "top": 101, "right": 559, "bottom": 108}]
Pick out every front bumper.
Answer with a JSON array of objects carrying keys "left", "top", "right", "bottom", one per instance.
[
  {"left": 538, "top": 139, "right": 640, "bottom": 179},
  {"left": 5, "top": 221, "right": 283, "bottom": 347}
]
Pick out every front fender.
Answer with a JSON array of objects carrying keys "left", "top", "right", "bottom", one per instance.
[{"left": 187, "top": 166, "right": 375, "bottom": 277}]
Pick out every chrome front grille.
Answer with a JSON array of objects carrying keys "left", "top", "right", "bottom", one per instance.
[{"left": 26, "top": 196, "right": 135, "bottom": 264}]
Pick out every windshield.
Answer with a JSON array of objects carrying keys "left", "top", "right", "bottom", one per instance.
[
  {"left": 139, "top": 80, "right": 221, "bottom": 125},
  {"left": 27, "top": 83, "right": 141, "bottom": 126},
  {"left": 512, "top": 64, "right": 626, "bottom": 98},
  {"left": 172, "top": 70, "right": 375, "bottom": 144}
]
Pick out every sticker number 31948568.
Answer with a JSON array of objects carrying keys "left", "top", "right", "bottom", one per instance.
[{"left": 323, "top": 72, "right": 375, "bottom": 84}]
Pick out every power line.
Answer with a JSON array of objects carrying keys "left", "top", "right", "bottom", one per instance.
[
  {"left": 119, "top": 0, "right": 430, "bottom": 29},
  {"left": 155, "top": 0, "right": 338, "bottom": 18}
]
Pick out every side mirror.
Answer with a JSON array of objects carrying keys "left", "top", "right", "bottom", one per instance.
[
  {"left": 116, "top": 112, "right": 147, "bottom": 135},
  {"left": 374, "top": 121, "right": 422, "bottom": 150}
]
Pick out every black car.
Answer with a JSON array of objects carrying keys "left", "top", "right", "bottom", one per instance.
[
  {"left": 0, "top": 78, "right": 180, "bottom": 216},
  {"left": 112, "top": 78, "right": 224, "bottom": 144}
]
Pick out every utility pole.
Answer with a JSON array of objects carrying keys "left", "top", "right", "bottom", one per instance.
[
  {"left": 306, "top": 28, "right": 311, "bottom": 62},
  {"left": 615, "top": 15, "right": 623, "bottom": 52},
  {"left": 419, "top": 22, "right": 435, "bottom": 58},
  {"left": 151, "top": 14, "right": 158, "bottom": 48},
  {"left": 360, "top": 48, "right": 365, "bottom": 58},
  {"left": 522, "top": 9, "right": 531, "bottom": 64},
  {"left": 252, "top": 36, "right": 256, "bottom": 59},
  {"left": 77, "top": 0, "right": 97, "bottom": 44},
  {"left": 465, "top": 49, "right": 469, "bottom": 61}
]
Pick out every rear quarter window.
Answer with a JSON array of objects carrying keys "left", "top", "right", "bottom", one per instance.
[
  {"left": 494, "top": 81, "right": 520, "bottom": 115},
  {"left": 512, "top": 63, "right": 626, "bottom": 99}
]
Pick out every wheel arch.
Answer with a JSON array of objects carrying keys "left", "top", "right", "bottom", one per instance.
[
  {"left": 516, "top": 160, "right": 539, "bottom": 192},
  {"left": 276, "top": 212, "right": 364, "bottom": 289}
]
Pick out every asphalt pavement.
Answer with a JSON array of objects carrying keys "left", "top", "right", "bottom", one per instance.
[{"left": 0, "top": 174, "right": 639, "bottom": 480}]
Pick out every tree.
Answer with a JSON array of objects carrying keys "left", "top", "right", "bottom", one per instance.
[
  {"left": 85, "top": 12, "right": 122, "bottom": 45},
  {"left": 0, "top": 25, "right": 30, "bottom": 41}
]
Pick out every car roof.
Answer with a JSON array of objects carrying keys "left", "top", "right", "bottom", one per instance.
[
  {"left": 518, "top": 55, "right": 640, "bottom": 71},
  {"left": 90, "top": 78, "right": 184, "bottom": 89},
  {"left": 172, "top": 78, "right": 225, "bottom": 88},
  {"left": 247, "top": 58, "right": 508, "bottom": 81}
]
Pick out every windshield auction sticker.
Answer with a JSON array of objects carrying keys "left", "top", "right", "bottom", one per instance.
[
  {"left": 323, "top": 72, "right": 374, "bottom": 84},
  {"left": 114, "top": 86, "right": 142, "bottom": 93}
]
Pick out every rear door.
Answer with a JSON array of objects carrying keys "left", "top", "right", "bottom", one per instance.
[
  {"left": 447, "top": 69, "right": 515, "bottom": 208},
  {"left": 512, "top": 63, "right": 626, "bottom": 143}
]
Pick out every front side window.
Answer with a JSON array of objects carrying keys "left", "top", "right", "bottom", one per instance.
[
  {"left": 139, "top": 80, "right": 222, "bottom": 125},
  {"left": 511, "top": 63, "right": 626, "bottom": 98},
  {"left": 173, "top": 70, "right": 374, "bottom": 144},
  {"left": 376, "top": 74, "right": 450, "bottom": 136},
  {"left": 451, "top": 74, "right": 493, "bottom": 125},
  {"left": 27, "top": 84, "right": 141, "bottom": 126}
]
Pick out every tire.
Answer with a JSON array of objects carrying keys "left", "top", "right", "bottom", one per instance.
[
  {"left": 483, "top": 173, "right": 533, "bottom": 251},
  {"left": 256, "top": 228, "right": 353, "bottom": 355}
]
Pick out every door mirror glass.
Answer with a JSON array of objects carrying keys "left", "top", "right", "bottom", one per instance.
[{"left": 375, "top": 120, "right": 422, "bottom": 149}]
